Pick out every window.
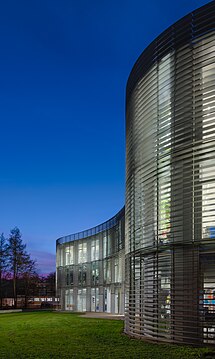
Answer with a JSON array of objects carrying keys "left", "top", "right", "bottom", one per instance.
[
  {"left": 103, "top": 235, "right": 107, "bottom": 257},
  {"left": 91, "top": 239, "right": 99, "bottom": 261},
  {"left": 114, "top": 258, "right": 119, "bottom": 283},
  {"left": 78, "top": 264, "right": 87, "bottom": 286},
  {"left": 91, "top": 287, "right": 99, "bottom": 312},
  {"left": 66, "top": 267, "right": 74, "bottom": 285},
  {"left": 78, "top": 242, "right": 87, "bottom": 263},
  {"left": 77, "top": 289, "right": 86, "bottom": 312},
  {"left": 158, "top": 54, "right": 172, "bottom": 244},
  {"left": 114, "top": 256, "right": 122, "bottom": 283},
  {"left": 65, "top": 289, "right": 73, "bottom": 311},
  {"left": 65, "top": 245, "right": 74, "bottom": 265},
  {"left": 103, "top": 259, "right": 111, "bottom": 284},
  {"left": 91, "top": 261, "right": 99, "bottom": 285},
  {"left": 201, "top": 62, "right": 215, "bottom": 240},
  {"left": 57, "top": 246, "right": 64, "bottom": 267}
]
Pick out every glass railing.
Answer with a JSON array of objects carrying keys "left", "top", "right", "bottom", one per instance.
[{"left": 57, "top": 207, "right": 125, "bottom": 245}]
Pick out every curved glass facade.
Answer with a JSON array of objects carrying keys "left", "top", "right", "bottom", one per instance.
[
  {"left": 56, "top": 208, "right": 125, "bottom": 314},
  {"left": 125, "top": 1, "right": 215, "bottom": 345}
]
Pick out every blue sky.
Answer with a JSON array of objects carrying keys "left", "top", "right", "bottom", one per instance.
[{"left": 0, "top": 0, "right": 210, "bottom": 273}]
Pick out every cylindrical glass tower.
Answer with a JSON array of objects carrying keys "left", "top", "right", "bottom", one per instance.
[{"left": 125, "top": 1, "right": 215, "bottom": 345}]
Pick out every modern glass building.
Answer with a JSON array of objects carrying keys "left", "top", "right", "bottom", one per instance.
[
  {"left": 56, "top": 0, "right": 215, "bottom": 347},
  {"left": 56, "top": 208, "right": 125, "bottom": 314},
  {"left": 125, "top": 1, "right": 215, "bottom": 345}
]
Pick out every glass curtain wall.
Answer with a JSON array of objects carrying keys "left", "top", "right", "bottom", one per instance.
[{"left": 56, "top": 208, "right": 125, "bottom": 315}]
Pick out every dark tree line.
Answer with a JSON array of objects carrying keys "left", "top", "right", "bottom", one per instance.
[{"left": 0, "top": 227, "right": 55, "bottom": 309}]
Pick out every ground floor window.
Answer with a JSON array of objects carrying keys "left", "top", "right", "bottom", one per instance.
[
  {"left": 115, "top": 289, "right": 121, "bottom": 314},
  {"left": 77, "top": 289, "right": 86, "bottom": 312},
  {"left": 65, "top": 289, "right": 73, "bottom": 311},
  {"left": 91, "top": 288, "right": 99, "bottom": 312},
  {"left": 201, "top": 253, "right": 215, "bottom": 344},
  {"left": 104, "top": 287, "right": 111, "bottom": 313}
]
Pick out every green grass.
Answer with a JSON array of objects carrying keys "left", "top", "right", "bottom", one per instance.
[{"left": 0, "top": 311, "right": 214, "bottom": 358}]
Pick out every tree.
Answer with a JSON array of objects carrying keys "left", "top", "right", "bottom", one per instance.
[
  {"left": 36, "top": 272, "right": 56, "bottom": 309},
  {"left": 37, "top": 272, "right": 56, "bottom": 299},
  {"left": 45, "top": 272, "right": 56, "bottom": 298},
  {"left": 19, "top": 255, "right": 38, "bottom": 308},
  {"left": 7, "top": 227, "right": 30, "bottom": 308},
  {"left": 0, "top": 233, "right": 8, "bottom": 308}
]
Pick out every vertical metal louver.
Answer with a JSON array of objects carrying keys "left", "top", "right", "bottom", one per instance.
[{"left": 125, "top": 1, "right": 215, "bottom": 345}]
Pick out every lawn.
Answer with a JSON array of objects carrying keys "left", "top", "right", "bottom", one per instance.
[{"left": 0, "top": 311, "right": 214, "bottom": 359}]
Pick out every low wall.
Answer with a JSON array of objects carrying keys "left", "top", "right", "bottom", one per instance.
[{"left": 0, "top": 309, "right": 22, "bottom": 314}]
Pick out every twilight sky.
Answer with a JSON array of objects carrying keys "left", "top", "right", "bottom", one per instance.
[{"left": 0, "top": 0, "right": 210, "bottom": 274}]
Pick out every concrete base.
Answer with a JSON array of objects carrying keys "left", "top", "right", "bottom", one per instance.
[{"left": 82, "top": 312, "right": 124, "bottom": 320}]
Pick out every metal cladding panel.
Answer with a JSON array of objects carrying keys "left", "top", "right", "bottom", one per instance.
[{"left": 125, "top": 1, "right": 215, "bottom": 345}]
